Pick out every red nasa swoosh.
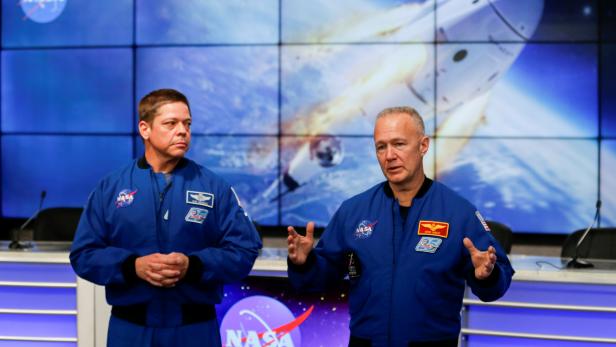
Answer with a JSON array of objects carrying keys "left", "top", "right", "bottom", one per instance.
[
  {"left": 22, "top": 1, "right": 44, "bottom": 21},
  {"left": 240, "top": 305, "right": 314, "bottom": 347}
]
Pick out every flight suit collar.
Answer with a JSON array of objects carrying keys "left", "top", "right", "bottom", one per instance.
[
  {"left": 137, "top": 156, "right": 188, "bottom": 171},
  {"left": 383, "top": 176, "right": 433, "bottom": 200}
]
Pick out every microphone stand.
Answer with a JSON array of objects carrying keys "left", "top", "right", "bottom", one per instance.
[
  {"left": 566, "top": 200, "right": 601, "bottom": 268},
  {"left": 9, "top": 191, "right": 46, "bottom": 250}
]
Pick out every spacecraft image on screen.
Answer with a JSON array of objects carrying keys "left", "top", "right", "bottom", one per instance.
[{"left": 1, "top": 0, "right": 611, "bottom": 234}]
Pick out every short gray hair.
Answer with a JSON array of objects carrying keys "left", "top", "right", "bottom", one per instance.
[{"left": 376, "top": 106, "right": 425, "bottom": 135}]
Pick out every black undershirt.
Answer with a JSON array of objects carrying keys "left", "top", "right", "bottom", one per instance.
[{"left": 400, "top": 205, "right": 410, "bottom": 221}]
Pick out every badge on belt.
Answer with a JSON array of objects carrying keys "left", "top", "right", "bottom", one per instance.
[{"left": 347, "top": 252, "right": 361, "bottom": 279}]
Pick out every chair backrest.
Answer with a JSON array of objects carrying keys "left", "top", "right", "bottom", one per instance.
[
  {"left": 486, "top": 220, "right": 513, "bottom": 254},
  {"left": 33, "top": 207, "right": 83, "bottom": 241},
  {"left": 561, "top": 228, "right": 616, "bottom": 259}
]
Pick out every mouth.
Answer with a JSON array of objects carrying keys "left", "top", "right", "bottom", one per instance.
[{"left": 387, "top": 166, "right": 402, "bottom": 174}]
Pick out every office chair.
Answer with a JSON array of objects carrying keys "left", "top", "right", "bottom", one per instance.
[
  {"left": 561, "top": 228, "right": 616, "bottom": 260},
  {"left": 485, "top": 220, "right": 513, "bottom": 254},
  {"left": 33, "top": 207, "right": 83, "bottom": 241}
]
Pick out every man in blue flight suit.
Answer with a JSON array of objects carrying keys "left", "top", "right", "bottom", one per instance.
[
  {"left": 70, "top": 89, "right": 262, "bottom": 346},
  {"left": 287, "top": 106, "right": 514, "bottom": 347}
]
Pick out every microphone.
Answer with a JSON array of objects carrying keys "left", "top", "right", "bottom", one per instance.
[
  {"left": 9, "top": 190, "right": 47, "bottom": 250},
  {"left": 566, "top": 200, "right": 601, "bottom": 268}
]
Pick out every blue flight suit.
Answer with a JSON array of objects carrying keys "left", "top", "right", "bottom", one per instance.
[
  {"left": 288, "top": 178, "right": 514, "bottom": 347},
  {"left": 70, "top": 157, "right": 262, "bottom": 347}
]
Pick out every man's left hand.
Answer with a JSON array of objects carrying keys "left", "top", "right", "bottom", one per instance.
[
  {"left": 463, "top": 237, "right": 497, "bottom": 280},
  {"left": 163, "top": 252, "right": 190, "bottom": 283}
]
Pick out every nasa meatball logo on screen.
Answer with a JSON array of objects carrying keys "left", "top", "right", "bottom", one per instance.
[
  {"left": 220, "top": 295, "right": 313, "bottom": 347},
  {"left": 20, "top": 0, "right": 67, "bottom": 23}
]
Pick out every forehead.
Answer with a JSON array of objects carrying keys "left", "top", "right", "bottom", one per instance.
[
  {"left": 374, "top": 113, "right": 418, "bottom": 140},
  {"left": 154, "top": 102, "right": 191, "bottom": 120}
]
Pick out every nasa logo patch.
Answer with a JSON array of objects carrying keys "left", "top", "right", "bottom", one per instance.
[
  {"left": 186, "top": 190, "right": 214, "bottom": 208},
  {"left": 415, "top": 236, "right": 443, "bottom": 253},
  {"left": 354, "top": 220, "right": 378, "bottom": 239},
  {"left": 115, "top": 189, "right": 137, "bottom": 208},
  {"left": 185, "top": 207, "right": 208, "bottom": 224}
]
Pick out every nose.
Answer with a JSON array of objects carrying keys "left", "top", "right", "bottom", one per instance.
[
  {"left": 177, "top": 122, "right": 189, "bottom": 135},
  {"left": 385, "top": 146, "right": 396, "bottom": 161}
]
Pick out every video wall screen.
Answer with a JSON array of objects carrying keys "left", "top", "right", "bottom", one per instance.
[
  {"left": 1, "top": 136, "right": 132, "bottom": 217},
  {"left": 189, "top": 135, "right": 280, "bottom": 226},
  {"left": 603, "top": 44, "right": 616, "bottom": 137},
  {"left": 1, "top": 49, "right": 133, "bottom": 133},
  {"left": 601, "top": 140, "right": 616, "bottom": 227},
  {"left": 1, "top": 0, "right": 613, "bottom": 234},
  {"left": 136, "top": 46, "right": 279, "bottom": 135},
  {"left": 437, "top": 138, "right": 599, "bottom": 233},
  {"left": 603, "top": 1, "right": 616, "bottom": 41},
  {"left": 1, "top": 0, "right": 133, "bottom": 47},
  {"left": 436, "top": 43, "right": 598, "bottom": 138},
  {"left": 281, "top": 43, "right": 436, "bottom": 136},
  {"left": 282, "top": 0, "right": 434, "bottom": 43},
  {"left": 136, "top": 0, "right": 278, "bottom": 45}
]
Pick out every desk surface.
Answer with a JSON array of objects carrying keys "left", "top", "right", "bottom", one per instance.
[
  {"left": 2, "top": 244, "right": 616, "bottom": 284},
  {"left": 508, "top": 254, "right": 616, "bottom": 285},
  {"left": 0, "top": 241, "right": 70, "bottom": 263}
]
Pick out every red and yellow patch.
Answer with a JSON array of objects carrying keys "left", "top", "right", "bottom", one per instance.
[{"left": 418, "top": 220, "right": 449, "bottom": 238}]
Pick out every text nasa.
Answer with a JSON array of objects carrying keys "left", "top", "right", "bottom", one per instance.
[{"left": 225, "top": 330, "right": 295, "bottom": 347}]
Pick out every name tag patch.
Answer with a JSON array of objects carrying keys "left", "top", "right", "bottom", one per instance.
[
  {"left": 185, "top": 207, "right": 208, "bottom": 224},
  {"left": 186, "top": 191, "right": 214, "bottom": 208},
  {"left": 418, "top": 220, "right": 449, "bottom": 238},
  {"left": 415, "top": 236, "right": 442, "bottom": 253}
]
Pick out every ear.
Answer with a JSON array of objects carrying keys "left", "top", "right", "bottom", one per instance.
[
  {"left": 420, "top": 136, "right": 430, "bottom": 156},
  {"left": 138, "top": 120, "right": 151, "bottom": 141}
]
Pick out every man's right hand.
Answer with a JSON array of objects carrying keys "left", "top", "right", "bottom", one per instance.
[
  {"left": 287, "top": 222, "right": 315, "bottom": 265},
  {"left": 135, "top": 253, "right": 183, "bottom": 287}
]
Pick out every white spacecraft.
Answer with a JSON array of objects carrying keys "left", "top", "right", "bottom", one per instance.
[{"left": 253, "top": 0, "right": 544, "bottom": 205}]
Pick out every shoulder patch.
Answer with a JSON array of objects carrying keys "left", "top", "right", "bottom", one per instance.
[
  {"left": 475, "top": 211, "right": 491, "bottom": 231},
  {"left": 230, "top": 187, "right": 249, "bottom": 217}
]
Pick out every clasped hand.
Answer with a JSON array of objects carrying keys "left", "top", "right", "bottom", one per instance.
[{"left": 135, "top": 252, "right": 189, "bottom": 287}]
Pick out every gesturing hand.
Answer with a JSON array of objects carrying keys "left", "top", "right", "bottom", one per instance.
[
  {"left": 135, "top": 252, "right": 189, "bottom": 287},
  {"left": 463, "top": 237, "right": 497, "bottom": 280},
  {"left": 287, "top": 222, "right": 315, "bottom": 265}
]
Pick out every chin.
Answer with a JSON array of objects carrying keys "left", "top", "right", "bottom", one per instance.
[
  {"left": 168, "top": 151, "right": 187, "bottom": 159},
  {"left": 389, "top": 178, "right": 415, "bottom": 188},
  {"left": 387, "top": 179, "right": 402, "bottom": 186}
]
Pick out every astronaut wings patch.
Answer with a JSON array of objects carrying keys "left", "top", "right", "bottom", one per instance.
[{"left": 186, "top": 191, "right": 214, "bottom": 208}]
